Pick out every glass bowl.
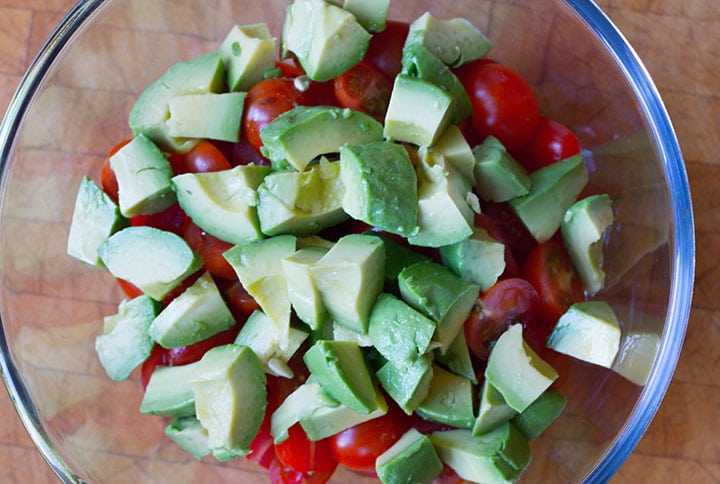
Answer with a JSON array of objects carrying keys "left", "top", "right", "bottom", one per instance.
[{"left": 0, "top": 0, "right": 694, "bottom": 482}]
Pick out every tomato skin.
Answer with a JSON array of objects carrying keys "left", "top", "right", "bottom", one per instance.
[
  {"left": 275, "top": 424, "right": 337, "bottom": 474},
  {"left": 101, "top": 139, "right": 132, "bottom": 201},
  {"left": 217, "top": 279, "right": 261, "bottom": 317},
  {"left": 130, "top": 202, "right": 188, "bottom": 236},
  {"left": 212, "top": 137, "right": 270, "bottom": 167},
  {"left": 510, "top": 117, "right": 581, "bottom": 173},
  {"left": 334, "top": 60, "right": 391, "bottom": 119},
  {"left": 269, "top": 456, "right": 335, "bottom": 484},
  {"left": 117, "top": 278, "right": 143, "bottom": 299},
  {"left": 480, "top": 202, "right": 538, "bottom": 267},
  {"left": 364, "top": 20, "right": 410, "bottom": 79},
  {"left": 182, "top": 220, "right": 236, "bottom": 280},
  {"left": 140, "top": 345, "right": 166, "bottom": 389},
  {"left": 458, "top": 61, "right": 540, "bottom": 149},
  {"left": 177, "top": 140, "right": 232, "bottom": 174}
]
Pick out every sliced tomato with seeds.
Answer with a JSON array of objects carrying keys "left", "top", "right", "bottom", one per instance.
[{"left": 334, "top": 60, "right": 391, "bottom": 119}]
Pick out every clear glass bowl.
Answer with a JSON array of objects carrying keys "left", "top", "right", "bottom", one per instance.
[{"left": 0, "top": 0, "right": 694, "bottom": 482}]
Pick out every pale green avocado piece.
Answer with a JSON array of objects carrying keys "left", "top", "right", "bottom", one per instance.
[
  {"left": 140, "top": 362, "right": 200, "bottom": 417},
  {"left": 440, "top": 226, "right": 506, "bottom": 292},
  {"left": 219, "top": 23, "right": 277, "bottom": 92},
  {"left": 561, "top": 194, "right": 614, "bottom": 295},
  {"left": 430, "top": 424, "right": 531, "bottom": 483},
  {"left": 282, "top": 0, "right": 371, "bottom": 81},
  {"left": 331, "top": 320, "right": 374, "bottom": 347},
  {"left": 368, "top": 293, "right": 435, "bottom": 367},
  {"left": 257, "top": 158, "right": 348, "bottom": 236},
  {"left": 376, "top": 355, "right": 434, "bottom": 414},
  {"left": 303, "top": 340, "right": 379, "bottom": 415},
  {"left": 260, "top": 106, "right": 383, "bottom": 171},
  {"left": 233, "top": 310, "right": 308, "bottom": 378},
  {"left": 166, "top": 92, "right": 246, "bottom": 143},
  {"left": 165, "top": 417, "right": 211, "bottom": 461},
  {"left": 416, "top": 365, "right": 475, "bottom": 429},
  {"left": 363, "top": 232, "right": 430, "bottom": 293},
  {"left": 128, "top": 52, "right": 226, "bottom": 153},
  {"left": 509, "top": 154, "right": 589, "bottom": 243},
  {"left": 472, "top": 135, "right": 531, "bottom": 202},
  {"left": 486, "top": 324, "right": 558, "bottom": 413},
  {"left": 309, "top": 234, "right": 385, "bottom": 334},
  {"left": 66, "top": 176, "right": 128, "bottom": 268},
  {"left": 612, "top": 330, "right": 660, "bottom": 386},
  {"left": 224, "top": 235, "right": 297, "bottom": 347},
  {"left": 401, "top": 42, "right": 472, "bottom": 124},
  {"left": 149, "top": 272, "right": 235, "bottom": 349},
  {"left": 281, "top": 246, "right": 329, "bottom": 330},
  {"left": 340, "top": 141, "right": 418, "bottom": 237},
  {"left": 546, "top": 301, "right": 621, "bottom": 368},
  {"left": 109, "top": 134, "right": 176, "bottom": 217},
  {"left": 95, "top": 295, "right": 159, "bottom": 381},
  {"left": 398, "top": 260, "right": 480, "bottom": 354},
  {"left": 420, "top": 124, "right": 476, "bottom": 183},
  {"left": 271, "top": 380, "right": 340, "bottom": 444},
  {"left": 173, "top": 164, "right": 269, "bottom": 246},
  {"left": 98, "top": 226, "right": 202, "bottom": 301},
  {"left": 375, "top": 428, "right": 444, "bottom": 484},
  {"left": 404, "top": 12, "right": 492, "bottom": 68},
  {"left": 473, "top": 379, "right": 517, "bottom": 436},
  {"left": 511, "top": 389, "right": 566, "bottom": 440},
  {"left": 384, "top": 74, "right": 454, "bottom": 147},
  {"left": 434, "top": 328, "right": 477, "bottom": 384},
  {"left": 408, "top": 149, "right": 474, "bottom": 248},
  {"left": 190, "top": 344, "right": 267, "bottom": 458},
  {"left": 343, "top": 0, "right": 388, "bottom": 32}
]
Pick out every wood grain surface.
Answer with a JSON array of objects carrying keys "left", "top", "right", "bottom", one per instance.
[{"left": 0, "top": 0, "right": 717, "bottom": 482}]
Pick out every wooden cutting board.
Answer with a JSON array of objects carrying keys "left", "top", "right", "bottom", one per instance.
[{"left": 0, "top": 0, "right": 717, "bottom": 482}]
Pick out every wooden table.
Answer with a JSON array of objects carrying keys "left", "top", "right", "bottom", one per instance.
[{"left": 0, "top": 0, "right": 717, "bottom": 482}]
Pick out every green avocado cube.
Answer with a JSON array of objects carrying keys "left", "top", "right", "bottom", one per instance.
[
  {"left": 165, "top": 417, "right": 211, "bottom": 461},
  {"left": 376, "top": 428, "right": 443, "bottom": 484},
  {"left": 511, "top": 389, "right": 567, "bottom": 440},
  {"left": 219, "top": 23, "right": 277, "bottom": 92},
  {"left": 376, "top": 355, "right": 434, "bottom": 414},
  {"left": 362, "top": 232, "right": 430, "bottom": 294},
  {"left": 281, "top": 246, "right": 329, "bottom": 330},
  {"left": 473, "top": 379, "right": 517, "bottom": 436},
  {"left": 343, "top": 0, "right": 389, "bottom": 32},
  {"left": 140, "top": 362, "right": 199, "bottom": 418},
  {"left": 440, "top": 226, "right": 506, "bottom": 292},
  {"left": 416, "top": 365, "right": 475, "bottom": 429},
  {"left": 270, "top": 380, "right": 340, "bottom": 444},
  {"left": 166, "top": 92, "right": 246, "bottom": 143},
  {"left": 421, "top": 124, "right": 476, "bottom": 183},
  {"left": 472, "top": 135, "right": 531, "bottom": 203},
  {"left": 434, "top": 329, "right": 477, "bottom": 384}
]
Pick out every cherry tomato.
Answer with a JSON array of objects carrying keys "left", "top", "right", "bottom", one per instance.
[
  {"left": 100, "top": 139, "right": 132, "bottom": 201},
  {"left": 182, "top": 220, "right": 236, "bottom": 280},
  {"left": 364, "top": 20, "right": 410, "bottom": 79},
  {"left": 130, "top": 202, "right": 188, "bottom": 236},
  {"left": 458, "top": 61, "right": 540, "bottom": 149},
  {"left": 510, "top": 117, "right": 582, "bottom": 173},
  {"left": 269, "top": 455, "right": 335, "bottom": 484},
  {"left": 212, "top": 137, "right": 270, "bottom": 167},
  {"left": 275, "top": 424, "right": 337, "bottom": 474},
  {"left": 141, "top": 345, "right": 166, "bottom": 389},
  {"left": 243, "top": 78, "right": 313, "bottom": 154},
  {"left": 177, "top": 140, "right": 232, "bottom": 174},
  {"left": 480, "top": 202, "right": 537, "bottom": 267},
  {"left": 474, "top": 213, "right": 520, "bottom": 279},
  {"left": 334, "top": 60, "right": 392, "bottom": 119},
  {"left": 117, "top": 278, "right": 143, "bottom": 299},
  {"left": 217, "top": 279, "right": 262, "bottom": 317},
  {"left": 464, "top": 278, "right": 540, "bottom": 360},
  {"left": 161, "top": 270, "right": 204, "bottom": 306}
]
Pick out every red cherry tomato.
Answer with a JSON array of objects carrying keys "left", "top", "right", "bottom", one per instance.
[
  {"left": 510, "top": 117, "right": 582, "bottom": 173},
  {"left": 274, "top": 424, "right": 337, "bottom": 474},
  {"left": 243, "top": 78, "right": 313, "bottom": 154},
  {"left": 364, "top": 20, "right": 410, "bottom": 79},
  {"left": 130, "top": 202, "right": 188, "bottom": 236},
  {"left": 117, "top": 278, "right": 143, "bottom": 299},
  {"left": 464, "top": 278, "right": 541, "bottom": 360},
  {"left": 140, "top": 345, "right": 166, "bottom": 389},
  {"left": 182, "top": 220, "right": 236, "bottom": 280},
  {"left": 100, "top": 139, "right": 132, "bottom": 201},
  {"left": 217, "top": 279, "right": 262, "bottom": 317},
  {"left": 269, "top": 455, "right": 335, "bottom": 484},
  {"left": 334, "top": 60, "right": 392, "bottom": 119},
  {"left": 480, "top": 202, "right": 538, "bottom": 267},
  {"left": 212, "top": 137, "right": 270, "bottom": 167},
  {"left": 177, "top": 140, "right": 233, "bottom": 174},
  {"left": 474, "top": 213, "right": 520, "bottom": 279},
  {"left": 458, "top": 61, "right": 540, "bottom": 149}
]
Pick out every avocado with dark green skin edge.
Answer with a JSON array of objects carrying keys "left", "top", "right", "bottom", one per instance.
[
  {"left": 164, "top": 417, "right": 212, "bottom": 461},
  {"left": 140, "top": 361, "right": 200, "bottom": 418},
  {"left": 416, "top": 364, "right": 475, "bottom": 429},
  {"left": 440, "top": 225, "right": 506, "bottom": 292},
  {"left": 472, "top": 135, "right": 531, "bottom": 203},
  {"left": 511, "top": 389, "right": 567, "bottom": 440},
  {"left": 376, "top": 355, "right": 434, "bottom": 414},
  {"left": 375, "top": 428, "right": 444, "bottom": 484}
]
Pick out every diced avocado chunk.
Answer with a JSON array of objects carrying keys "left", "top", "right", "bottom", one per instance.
[
  {"left": 343, "top": 0, "right": 388, "bottom": 32},
  {"left": 67, "top": 176, "right": 128, "bottom": 268},
  {"left": 612, "top": 330, "right": 660, "bottom": 386},
  {"left": 486, "top": 324, "right": 558, "bottom": 413},
  {"left": 409, "top": 150, "right": 474, "bottom": 248},
  {"left": 166, "top": 92, "right": 245, "bottom": 143},
  {"left": 109, "top": 134, "right": 176, "bottom": 217},
  {"left": 165, "top": 417, "right": 211, "bottom": 461},
  {"left": 257, "top": 159, "right": 348, "bottom": 236},
  {"left": 98, "top": 226, "right": 202, "bottom": 301},
  {"left": 219, "top": 23, "right": 276, "bottom": 92},
  {"left": 421, "top": 124, "right": 475, "bottom": 183},
  {"left": 282, "top": 246, "right": 329, "bottom": 330},
  {"left": 260, "top": 106, "right": 383, "bottom": 171},
  {"left": 128, "top": 52, "right": 226, "bottom": 153},
  {"left": 509, "top": 154, "right": 588, "bottom": 243},
  {"left": 368, "top": 293, "right": 436, "bottom": 366},
  {"left": 473, "top": 379, "right": 517, "bottom": 436},
  {"left": 271, "top": 380, "right": 339, "bottom": 444},
  {"left": 546, "top": 301, "right": 621, "bottom": 368},
  {"left": 173, "top": 164, "right": 270, "bottom": 245},
  {"left": 303, "top": 340, "right": 379, "bottom": 414},
  {"left": 233, "top": 310, "right": 308, "bottom": 378},
  {"left": 310, "top": 234, "right": 385, "bottom": 333},
  {"left": 401, "top": 42, "right": 472, "bottom": 124},
  {"left": 331, "top": 320, "right": 374, "bottom": 347},
  {"left": 149, "top": 272, "right": 235, "bottom": 348},
  {"left": 95, "top": 295, "right": 158, "bottom": 381},
  {"left": 376, "top": 355, "right": 434, "bottom": 414},
  {"left": 140, "top": 362, "right": 199, "bottom": 417},
  {"left": 398, "top": 260, "right": 480, "bottom": 353},
  {"left": 191, "top": 344, "right": 267, "bottom": 458},
  {"left": 416, "top": 365, "right": 475, "bottom": 429},
  {"left": 384, "top": 74, "right": 454, "bottom": 147},
  {"left": 561, "top": 194, "right": 614, "bottom": 295},
  {"left": 473, "top": 136, "right": 531, "bottom": 202},
  {"left": 511, "top": 389, "right": 566, "bottom": 440},
  {"left": 440, "top": 226, "right": 506, "bottom": 292},
  {"left": 364, "top": 232, "right": 430, "bottom": 293},
  {"left": 340, "top": 141, "right": 418, "bottom": 237},
  {"left": 430, "top": 424, "right": 531, "bottom": 483},
  {"left": 282, "top": 0, "right": 371, "bottom": 81},
  {"left": 435, "top": 329, "right": 477, "bottom": 384},
  {"left": 376, "top": 428, "right": 443, "bottom": 484}
]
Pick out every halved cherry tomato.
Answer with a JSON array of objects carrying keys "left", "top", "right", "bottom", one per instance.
[
  {"left": 177, "top": 140, "right": 232, "bottom": 174},
  {"left": 269, "top": 455, "right": 335, "bottom": 484},
  {"left": 130, "top": 202, "right": 188, "bottom": 236},
  {"left": 334, "top": 60, "right": 391, "bottom": 119},
  {"left": 100, "top": 139, "right": 132, "bottom": 201},
  {"left": 364, "top": 20, "right": 410, "bottom": 79},
  {"left": 182, "top": 220, "right": 236, "bottom": 280},
  {"left": 458, "top": 61, "right": 540, "bottom": 149},
  {"left": 275, "top": 424, "right": 337, "bottom": 474},
  {"left": 510, "top": 117, "right": 582, "bottom": 173},
  {"left": 464, "top": 278, "right": 541, "bottom": 360}
]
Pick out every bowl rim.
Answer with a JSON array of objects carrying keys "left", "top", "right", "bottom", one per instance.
[{"left": 0, "top": 0, "right": 695, "bottom": 483}]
